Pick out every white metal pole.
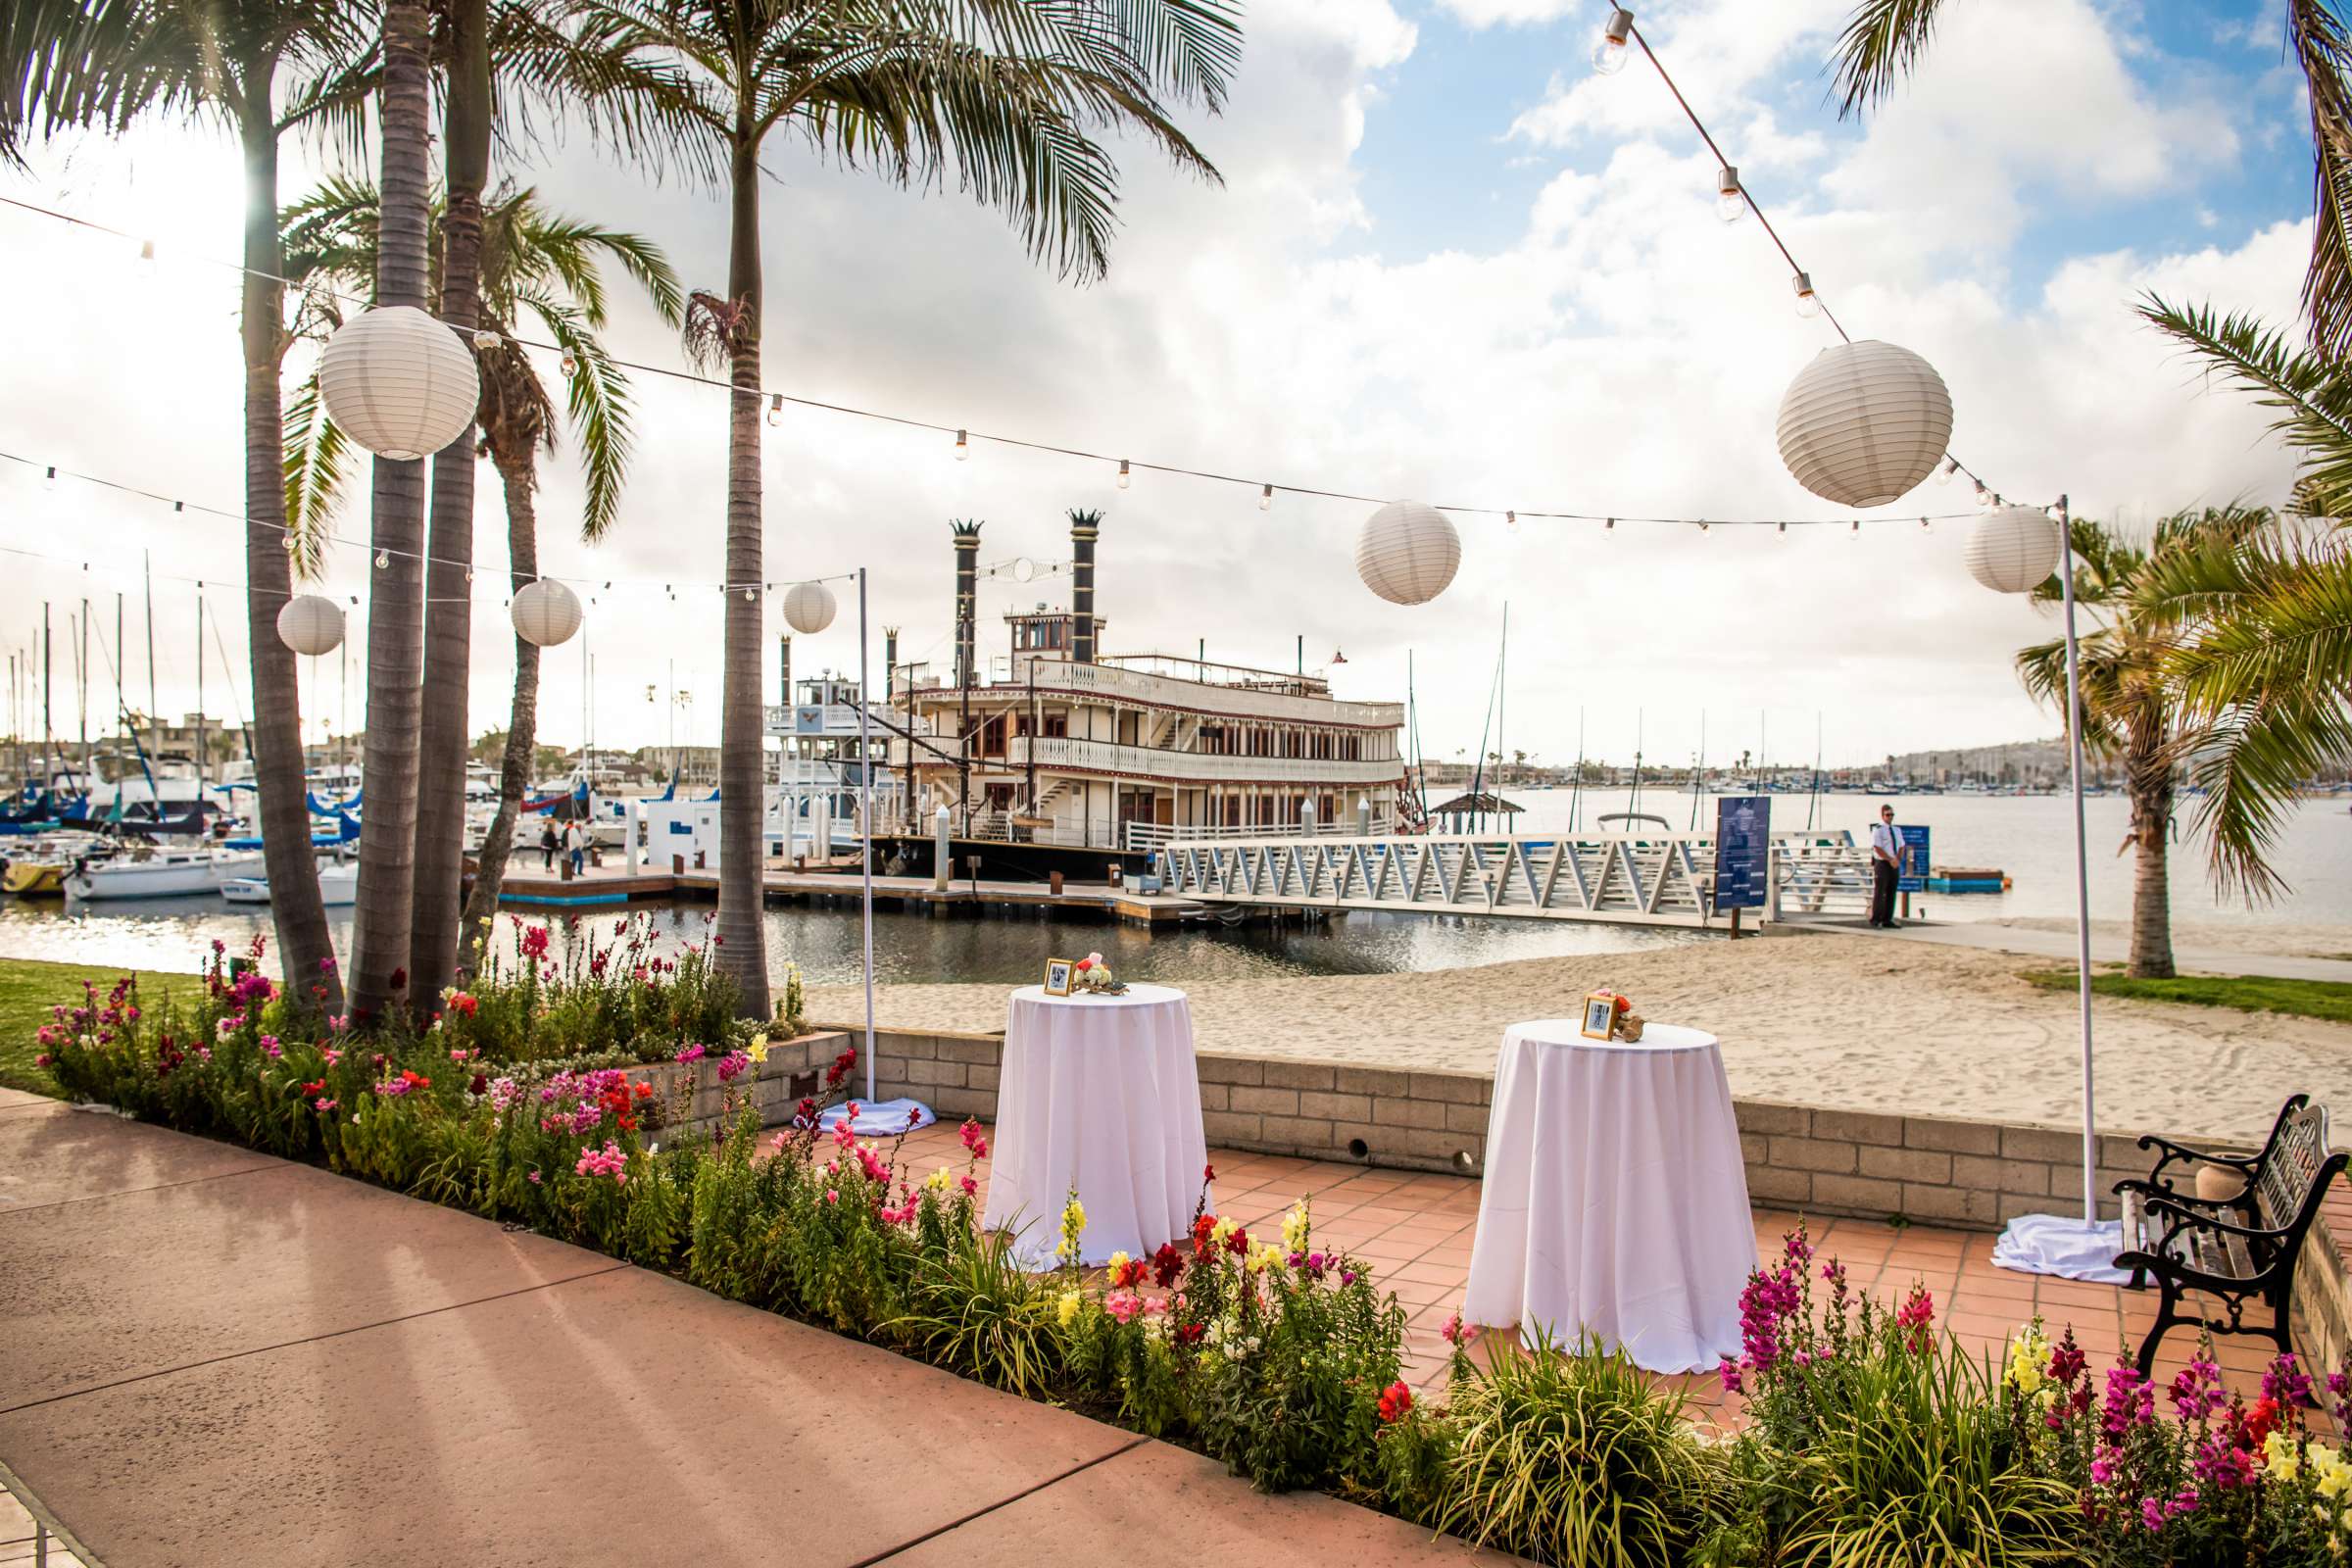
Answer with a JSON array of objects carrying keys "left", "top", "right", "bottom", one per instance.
[
  {"left": 857, "top": 568, "right": 877, "bottom": 1104},
  {"left": 2054, "top": 495, "right": 2097, "bottom": 1223}
]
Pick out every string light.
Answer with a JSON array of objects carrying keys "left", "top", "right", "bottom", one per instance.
[
  {"left": 767, "top": 394, "right": 783, "bottom": 427},
  {"left": 375, "top": 551, "right": 390, "bottom": 568},
  {"left": 1116, "top": 458, "right": 1131, "bottom": 490},
  {"left": 1791, "top": 272, "right": 1820, "bottom": 319},
  {"left": 1259, "top": 483, "right": 1273, "bottom": 511},
  {"left": 136, "top": 238, "right": 155, "bottom": 276},
  {"left": 471, "top": 328, "right": 499, "bottom": 350},
  {"left": 42, "top": 466, "right": 55, "bottom": 491},
  {"left": 1715, "top": 167, "right": 1744, "bottom": 223},
  {"left": 1506, "top": 510, "right": 1519, "bottom": 531},
  {"left": 954, "top": 428, "right": 969, "bottom": 460},
  {"left": 1605, "top": 516, "right": 1615, "bottom": 531},
  {"left": 743, "top": 586, "right": 756, "bottom": 601},
  {"left": 1592, "top": 7, "right": 1634, "bottom": 74},
  {"left": 1937, "top": 456, "right": 1961, "bottom": 485},
  {"left": 1, "top": 195, "right": 2023, "bottom": 528},
  {"left": 1777, "top": 519, "right": 1787, "bottom": 533}
]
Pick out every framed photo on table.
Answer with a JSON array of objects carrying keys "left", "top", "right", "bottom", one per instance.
[
  {"left": 1580, "top": 992, "right": 1618, "bottom": 1040},
  {"left": 1043, "top": 957, "right": 1076, "bottom": 997}
]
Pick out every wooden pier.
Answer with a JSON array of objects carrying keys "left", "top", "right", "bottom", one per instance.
[{"left": 485, "top": 860, "right": 1200, "bottom": 926}]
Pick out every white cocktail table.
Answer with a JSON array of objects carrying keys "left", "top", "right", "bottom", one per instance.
[
  {"left": 983, "top": 983, "right": 1212, "bottom": 1267},
  {"left": 1463, "top": 1020, "right": 1753, "bottom": 1372}
]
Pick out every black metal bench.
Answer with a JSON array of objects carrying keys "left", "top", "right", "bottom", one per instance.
[{"left": 2113, "top": 1096, "right": 2346, "bottom": 1377}]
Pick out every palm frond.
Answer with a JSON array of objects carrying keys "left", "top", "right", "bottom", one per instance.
[
  {"left": 2293, "top": 0, "right": 2352, "bottom": 360},
  {"left": 526, "top": 291, "right": 636, "bottom": 540},
  {"left": 1828, "top": 0, "right": 1951, "bottom": 120},
  {"left": 2139, "top": 295, "right": 2352, "bottom": 517},
  {"left": 280, "top": 372, "right": 349, "bottom": 579},
  {"left": 2, "top": 0, "right": 217, "bottom": 165}
]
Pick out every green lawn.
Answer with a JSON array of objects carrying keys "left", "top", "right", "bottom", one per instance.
[
  {"left": 2022, "top": 966, "right": 2352, "bottom": 1026},
  {"left": 0, "top": 956, "right": 201, "bottom": 1097}
]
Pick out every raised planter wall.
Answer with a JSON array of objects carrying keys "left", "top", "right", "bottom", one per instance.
[{"left": 631, "top": 1029, "right": 852, "bottom": 1141}]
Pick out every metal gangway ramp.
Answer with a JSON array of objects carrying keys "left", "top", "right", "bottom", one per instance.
[{"left": 1158, "top": 827, "right": 1875, "bottom": 927}]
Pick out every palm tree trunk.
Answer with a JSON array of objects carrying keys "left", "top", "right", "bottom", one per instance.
[
  {"left": 237, "top": 69, "right": 340, "bottom": 1010},
  {"left": 458, "top": 447, "right": 540, "bottom": 977},
  {"left": 2127, "top": 718, "right": 2177, "bottom": 980},
  {"left": 349, "top": 0, "right": 435, "bottom": 1024},
  {"left": 410, "top": 0, "right": 491, "bottom": 1009},
  {"left": 716, "top": 132, "right": 771, "bottom": 1017}
]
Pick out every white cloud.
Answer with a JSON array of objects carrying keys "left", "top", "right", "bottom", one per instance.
[{"left": 0, "top": 0, "right": 2316, "bottom": 775}]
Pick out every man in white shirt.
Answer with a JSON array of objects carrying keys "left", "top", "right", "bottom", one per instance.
[{"left": 1867, "top": 804, "right": 1904, "bottom": 928}]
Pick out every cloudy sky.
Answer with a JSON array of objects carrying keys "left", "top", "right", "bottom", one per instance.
[{"left": 0, "top": 0, "right": 2319, "bottom": 773}]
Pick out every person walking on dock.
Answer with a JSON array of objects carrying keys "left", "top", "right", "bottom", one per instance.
[
  {"left": 539, "top": 820, "right": 559, "bottom": 871},
  {"left": 1868, "top": 804, "right": 1904, "bottom": 929},
  {"left": 563, "top": 820, "right": 585, "bottom": 879}
]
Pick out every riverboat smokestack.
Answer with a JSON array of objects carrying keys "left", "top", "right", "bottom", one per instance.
[
  {"left": 951, "top": 520, "right": 983, "bottom": 687},
  {"left": 778, "top": 635, "right": 791, "bottom": 710},
  {"left": 1069, "top": 508, "right": 1102, "bottom": 665}
]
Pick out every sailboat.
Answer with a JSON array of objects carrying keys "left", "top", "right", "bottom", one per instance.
[
  {"left": 66, "top": 845, "right": 262, "bottom": 902},
  {"left": 220, "top": 857, "right": 358, "bottom": 906}
]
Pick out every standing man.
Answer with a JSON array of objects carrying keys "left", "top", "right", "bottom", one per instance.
[
  {"left": 564, "top": 818, "right": 585, "bottom": 879},
  {"left": 1868, "top": 803, "right": 1904, "bottom": 929}
]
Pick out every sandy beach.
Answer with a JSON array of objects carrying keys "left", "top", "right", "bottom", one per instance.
[{"left": 808, "top": 927, "right": 2352, "bottom": 1146}]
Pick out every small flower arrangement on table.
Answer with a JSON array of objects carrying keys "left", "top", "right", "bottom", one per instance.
[
  {"left": 1579, "top": 990, "right": 1644, "bottom": 1042},
  {"left": 1070, "top": 951, "right": 1128, "bottom": 997}
]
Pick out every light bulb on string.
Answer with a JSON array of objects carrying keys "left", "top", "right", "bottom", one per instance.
[
  {"left": 1973, "top": 481, "right": 1992, "bottom": 509},
  {"left": 282, "top": 531, "right": 297, "bottom": 554},
  {"left": 1115, "top": 458, "right": 1131, "bottom": 490},
  {"left": 375, "top": 551, "right": 390, "bottom": 569},
  {"left": 136, "top": 239, "right": 156, "bottom": 277},
  {"left": 1791, "top": 271, "right": 1821, "bottom": 319},
  {"left": 1715, "top": 167, "right": 1744, "bottom": 223},
  {"left": 560, "top": 350, "right": 577, "bottom": 378},
  {"left": 1592, "top": 7, "right": 1634, "bottom": 74},
  {"left": 1258, "top": 484, "right": 1272, "bottom": 511},
  {"left": 1920, "top": 516, "right": 1933, "bottom": 534},
  {"left": 1506, "top": 510, "right": 1519, "bottom": 532},
  {"left": 1777, "top": 519, "right": 1787, "bottom": 534},
  {"left": 744, "top": 586, "right": 756, "bottom": 602},
  {"left": 1937, "top": 456, "right": 1960, "bottom": 485},
  {"left": 1850, "top": 519, "right": 1860, "bottom": 539},
  {"left": 1605, "top": 516, "right": 1615, "bottom": 532},
  {"left": 470, "top": 328, "right": 499, "bottom": 351},
  {"left": 766, "top": 394, "right": 783, "bottom": 427},
  {"left": 954, "top": 428, "right": 969, "bottom": 461},
  {"left": 42, "top": 466, "right": 56, "bottom": 491}
]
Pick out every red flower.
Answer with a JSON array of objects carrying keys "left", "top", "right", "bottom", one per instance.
[
  {"left": 1075, "top": 957, "right": 1093, "bottom": 971},
  {"left": 1174, "top": 1322, "right": 1204, "bottom": 1348},
  {"left": 1202, "top": 1162, "right": 1215, "bottom": 1184},
  {"left": 301, "top": 1079, "right": 325, "bottom": 1097},
  {"left": 389, "top": 967, "right": 407, "bottom": 992},
  {"left": 1151, "top": 1243, "right": 1186, "bottom": 1289},
  {"left": 1378, "top": 1381, "right": 1414, "bottom": 1423},
  {"left": 1612, "top": 995, "right": 1630, "bottom": 1014},
  {"left": 1192, "top": 1213, "right": 1218, "bottom": 1260},
  {"left": 1223, "top": 1226, "right": 1250, "bottom": 1256}
]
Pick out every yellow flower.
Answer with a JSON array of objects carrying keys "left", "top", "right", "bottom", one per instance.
[
  {"left": 2317, "top": 1446, "right": 2352, "bottom": 1500},
  {"left": 1211, "top": 1216, "right": 1239, "bottom": 1248},
  {"left": 1280, "top": 1200, "right": 1311, "bottom": 1255},
  {"left": 2002, "top": 1328, "right": 2048, "bottom": 1396},
  {"left": 1107, "top": 1250, "right": 1132, "bottom": 1280},
  {"left": 1056, "top": 1289, "right": 1083, "bottom": 1328},
  {"left": 1054, "top": 1193, "right": 1088, "bottom": 1266},
  {"left": 2266, "top": 1432, "right": 2305, "bottom": 1481},
  {"left": 1248, "top": 1243, "right": 1283, "bottom": 1274},
  {"left": 924, "top": 1164, "right": 953, "bottom": 1193},
  {"left": 747, "top": 1032, "right": 770, "bottom": 1065}
]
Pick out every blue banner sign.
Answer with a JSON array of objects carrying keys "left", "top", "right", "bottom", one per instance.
[
  {"left": 1712, "top": 795, "right": 1771, "bottom": 911},
  {"left": 1897, "top": 824, "right": 1932, "bottom": 893}
]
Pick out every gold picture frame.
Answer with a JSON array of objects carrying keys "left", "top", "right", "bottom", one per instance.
[
  {"left": 1043, "top": 957, "right": 1076, "bottom": 997},
  {"left": 1579, "top": 991, "right": 1618, "bottom": 1041}
]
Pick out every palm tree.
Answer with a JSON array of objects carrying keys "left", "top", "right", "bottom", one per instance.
[
  {"left": 279, "top": 177, "right": 683, "bottom": 981},
  {"left": 573, "top": 0, "right": 1243, "bottom": 1016},
  {"left": 3, "top": 1, "right": 376, "bottom": 1011},
  {"left": 2014, "top": 510, "right": 2271, "bottom": 979}
]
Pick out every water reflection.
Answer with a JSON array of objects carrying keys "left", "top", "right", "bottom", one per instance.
[{"left": 0, "top": 897, "right": 1701, "bottom": 985}]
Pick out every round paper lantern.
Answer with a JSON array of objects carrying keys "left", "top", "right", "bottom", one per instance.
[
  {"left": 1775, "top": 340, "right": 1953, "bottom": 508},
  {"left": 275, "top": 593, "right": 344, "bottom": 656},
  {"left": 511, "top": 578, "right": 583, "bottom": 647},
  {"left": 1965, "top": 506, "right": 2065, "bottom": 595},
  {"left": 317, "top": 305, "right": 481, "bottom": 462},
  {"left": 1355, "top": 501, "right": 1460, "bottom": 606},
  {"left": 782, "top": 580, "right": 837, "bottom": 635}
]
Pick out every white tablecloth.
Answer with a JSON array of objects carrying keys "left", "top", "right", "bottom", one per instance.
[
  {"left": 1463, "top": 1021, "right": 1753, "bottom": 1373},
  {"left": 983, "top": 983, "right": 1212, "bottom": 1267}
]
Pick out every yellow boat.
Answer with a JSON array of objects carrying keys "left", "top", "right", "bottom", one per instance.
[{"left": 3, "top": 859, "right": 66, "bottom": 897}]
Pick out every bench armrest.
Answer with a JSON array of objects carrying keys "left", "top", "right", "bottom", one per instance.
[
  {"left": 2145, "top": 1194, "right": 2294, "bottom": 1246},
  {"left": 2138, "top": 1133, "right": 2257, "bottom": 1181}
]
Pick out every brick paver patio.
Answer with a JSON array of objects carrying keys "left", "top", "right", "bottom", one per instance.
[{"left": 888, "top": 1116, "right": 2298, "bottom": 1421}]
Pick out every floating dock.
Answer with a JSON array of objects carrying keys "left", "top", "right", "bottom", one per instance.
[{"left": 485, "top": 860, "right": 1201, "bottom": 926}]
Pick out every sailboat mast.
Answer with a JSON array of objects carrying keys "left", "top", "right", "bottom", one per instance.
[
  {"left": 1567, "top": 708, "right": 1584, "bottom": 832},
  {"left": 195, "top": 588, "right": 206, "bottom": 795},
  {"left": 1690, "top": 710, "right": 1706, "bottom": 829},
  {"left": 41, "top": 602, "right": 52, "bottom": 789},
  {"left": 115, "top": 593, "right": 123, "bottom": 793}
]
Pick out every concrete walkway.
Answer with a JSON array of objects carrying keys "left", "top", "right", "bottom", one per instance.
[
  {"left": 0, "top": 1090, "right": 1489, "bottom": 1568},
  {"left": 1795, "top": 915, "right": 2352, "bottom": 984}
]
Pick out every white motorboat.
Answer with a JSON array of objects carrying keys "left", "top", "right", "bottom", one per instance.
[
  {"left": 220, "top": 859, "right": 359, "bottom": 906},
  {"left": 66, "top": 847, "right": 264, "bottom": 902}
]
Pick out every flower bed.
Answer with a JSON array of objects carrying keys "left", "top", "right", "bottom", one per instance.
[{"left": 31, "top": 945, "right": 2352, "bottom": 1566}]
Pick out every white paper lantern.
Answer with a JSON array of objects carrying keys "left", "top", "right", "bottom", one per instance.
[
  {"left": 1965, "top": 506, "right": 2064, "bottom": 595},
  {"left": 318, "top": 305, "right": 481, "bottom": 462},
  {"left": 1775, "top": 340, "right": 1954, "bottom": 508},
  {"left": 275, "top": 593, "right": 344, "bottom": 656},
  {"left": 782, "top": 580, "right": 837, "bottom": 635},
  {"left": 1355, "top": 501, "right": 1460, "bottom": 606},
  {"left": 511, "top": 578, "right": 583, "bottom": 647}
]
